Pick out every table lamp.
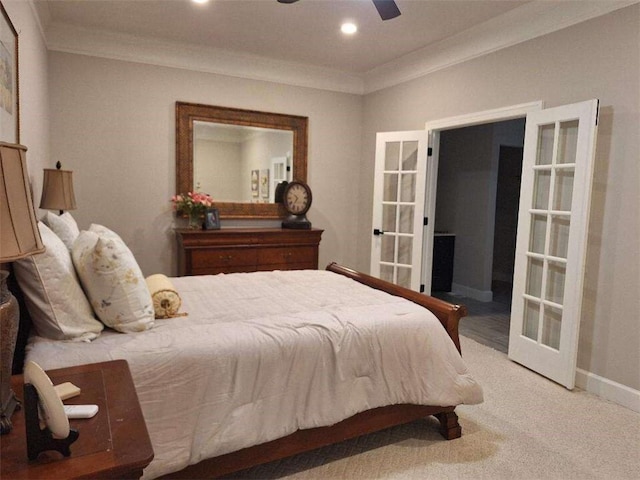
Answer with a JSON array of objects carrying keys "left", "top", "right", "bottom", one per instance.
[
  {"left": 0, "top": 142, "right": 45, "bottom": 434},
  {"left": 39, "top": 161, "right": 76, "bottom": 214}
]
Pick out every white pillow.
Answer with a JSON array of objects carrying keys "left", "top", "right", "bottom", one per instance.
[
  {"left": 13, "top": 222, "right": 103, "bottom": 341},
  {"left": 42, "top": 211, "right": 80, "bottom": 250},
  {"left": 72, "top": 225, "right": 154, "bottom": 333}
]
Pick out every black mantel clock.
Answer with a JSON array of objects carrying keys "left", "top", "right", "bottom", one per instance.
[{"left": 281, "top": 181, "right": 312, "bottom": 229}]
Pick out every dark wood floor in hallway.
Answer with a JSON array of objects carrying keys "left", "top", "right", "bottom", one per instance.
[{"left": 433, "top": 288, "right": 511, "bottom": 354}]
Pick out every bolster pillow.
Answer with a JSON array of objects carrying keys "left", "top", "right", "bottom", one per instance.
[{"left": 145, "top": 274, "right": 186, "bottom": 319}]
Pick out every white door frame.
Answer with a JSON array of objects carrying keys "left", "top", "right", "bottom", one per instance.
[{"left": 422, "top": 101, "right": 543, "bottom": 294}]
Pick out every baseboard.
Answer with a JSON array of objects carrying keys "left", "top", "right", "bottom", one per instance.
[
  {"left": 451, "top": 283, "right": 493, "bottom": 302},
  {"left": 575, "top": 368, "right": 640, "bottom": 413}
]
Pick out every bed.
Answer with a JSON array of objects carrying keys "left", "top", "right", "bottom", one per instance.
[{"left": 16, "top": 262, "right": 482, "bottom": 479}]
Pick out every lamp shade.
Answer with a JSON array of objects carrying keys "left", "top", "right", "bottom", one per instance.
[
  {"left": 0, "top": 142, "right": 45, "bottom": 262},
  {"left": 39, "top": 167, "right": 76, "bottom": 212}
]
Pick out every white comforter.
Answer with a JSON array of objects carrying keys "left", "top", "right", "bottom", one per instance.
[{"left": 26, "top": 270, "right": 483, "bottom": 479}]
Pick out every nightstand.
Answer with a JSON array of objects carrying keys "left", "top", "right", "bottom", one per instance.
[{"left": 1, "top": 360, "right": 153, "bottom": 479}]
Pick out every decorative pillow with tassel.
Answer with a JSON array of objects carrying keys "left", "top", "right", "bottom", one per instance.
[{"left": 145, "top": 274, "right": 187, "bottom": 319}]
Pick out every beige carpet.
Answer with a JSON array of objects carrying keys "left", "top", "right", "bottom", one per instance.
[{"left": 224, "top": 336, "right": 640, "bottom": 479}]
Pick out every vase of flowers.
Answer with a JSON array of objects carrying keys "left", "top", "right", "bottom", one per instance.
[{"left": 171, "top": 190, "right": 214, "bottom": 229}]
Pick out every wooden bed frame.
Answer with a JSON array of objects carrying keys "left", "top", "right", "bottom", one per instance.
[
  {"left": 161, "top": 262, "right": 469, "bottom": 479},
  {"left": 11, "top": 262, "right": 468, "bottom": 479}
]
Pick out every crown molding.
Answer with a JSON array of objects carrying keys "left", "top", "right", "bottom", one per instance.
[
  {"left": 40, "top": 0, "right": 638, "bottom": 96},
  {"left": 363, "top": 0, "right": 639, "bottom": 94},
  {"left": 44, "top": 23, "right": 366, "bottom": 95},
  {"left": 27, "top": 0, "right": 49, "bottom": 45}
]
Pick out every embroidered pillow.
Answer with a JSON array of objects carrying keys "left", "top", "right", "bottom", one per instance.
[
  {"left": 42, "top": 211, "right": 80, "bottom": 250},
  {"left": 71, "top": 226, "right": 154, "bottom": 333},
  {"left": 13, "top": 222, "right": 103, "bottom": 341}
]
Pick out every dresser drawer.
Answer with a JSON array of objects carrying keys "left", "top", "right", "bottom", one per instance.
[
  {"left": 257, "top": 246, "right": 316, "bottom": 266},
  {"left": 191, "top": 265, "right": 257, "bottom": 275},
  {"left": 191, "top": 248, "right": 258, "bottom": 269},
  {"left": 255, "top": 262, "right": 316, "bottom": 272},
  {"left": 176, "top": 228, "right": 323, "bottom": 276}
]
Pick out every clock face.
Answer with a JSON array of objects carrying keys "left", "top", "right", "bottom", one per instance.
[{"left": 284, "top": 182, "right": 311, "bottom": 215}]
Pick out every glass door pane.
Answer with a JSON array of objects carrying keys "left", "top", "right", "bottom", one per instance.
[{"left": 381, "top": 140, "right": 418, "bottom": 287}]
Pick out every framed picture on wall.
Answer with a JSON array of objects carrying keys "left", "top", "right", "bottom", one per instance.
[
  {"left": 260, "top": 169, "right": 269, "bottom": 199},
  {"left": 251, "top": 169, "right": 259, "bottom": 198},
  {"left": 0, "top": 2, "right": 19, "bottom": 143}
]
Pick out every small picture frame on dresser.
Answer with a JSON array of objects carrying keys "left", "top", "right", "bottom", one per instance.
[{"left": 205, "top": 208, "right": 220, "bottom": 230}]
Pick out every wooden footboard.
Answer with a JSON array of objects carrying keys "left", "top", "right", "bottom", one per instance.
[
  {"left": 163, "top": 406, "right": 459, "bottom": 479},
  {"left": 161, "top": 263, "right": 468, "bottom": 479}
]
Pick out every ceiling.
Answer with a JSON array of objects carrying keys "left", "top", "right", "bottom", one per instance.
[
  {"left": 34, "top": 0, "right": 635, "bottom": 93},
  {"left": 36, "top": 0, "right": 528, "bottom": 73}
]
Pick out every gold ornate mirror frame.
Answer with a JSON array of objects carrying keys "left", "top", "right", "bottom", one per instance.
[{"left": 176, "top": 102, "right": 308, "bottom": 219}]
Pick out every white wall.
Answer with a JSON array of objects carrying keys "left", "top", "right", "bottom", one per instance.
[
  {"left": 2, "top": 1, "right": 49, "bottom": 202},
  {"left": 360, "top": 5, "right": 640, "bottom": 392},
  {"left": 48, "top": 52, "right": 363, "bottom": 276}
]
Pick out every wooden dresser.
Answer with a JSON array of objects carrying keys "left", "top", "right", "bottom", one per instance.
[{"left": 176, "top": 228, "right": 323, "bottom": 276}]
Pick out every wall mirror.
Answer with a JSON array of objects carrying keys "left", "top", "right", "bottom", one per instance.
[{"left": 176, "top": 102, "right": 308, "bottom": 219}]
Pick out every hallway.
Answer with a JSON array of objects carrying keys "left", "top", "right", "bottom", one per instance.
[{"left": 433, "top": 285, "right": 511, "bottom": 353}]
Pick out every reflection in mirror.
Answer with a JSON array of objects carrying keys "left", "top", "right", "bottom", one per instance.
[
  {"left": 193, "top": 122, "right": 293, "bottom": 203},
  {"left": 176, "top": 102, "right": 308, "bottom": 219}
]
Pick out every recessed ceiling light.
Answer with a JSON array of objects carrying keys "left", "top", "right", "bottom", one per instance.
[
  {"left": 192, "top": 0, "right": 209, "bottom": 4},
  {"left": 341, "top": 22, "right": 358, "bottom": 35}
]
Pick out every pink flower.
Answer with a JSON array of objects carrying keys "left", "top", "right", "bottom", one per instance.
[{"left": 171, "top": 190, "right": 214, "bottom": 215}]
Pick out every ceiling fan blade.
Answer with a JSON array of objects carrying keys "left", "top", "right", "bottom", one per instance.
[{"left": 372, "top": 0, "right": 401, "bottom": 21}]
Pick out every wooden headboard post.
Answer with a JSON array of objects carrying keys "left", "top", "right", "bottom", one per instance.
[{"left": 325, "top": 262, "right": 466, "bottom": 353}]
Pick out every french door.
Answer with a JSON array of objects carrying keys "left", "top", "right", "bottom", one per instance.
[
  {"left": 370, "top": 100, "right": 598, "bottom": 388},
  {"left": 508, "top": 99, "right": 599, "bottom": 389},
  {"left": 370, "top": 131, "right": 428, "bottom": 290}
]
